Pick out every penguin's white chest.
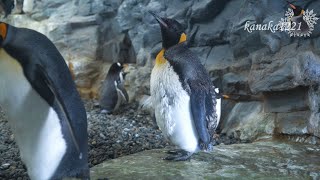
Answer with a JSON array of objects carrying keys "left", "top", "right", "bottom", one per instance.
[
  {"left": 216, "top": 98, "right": 221, "bottom": 125},
  {"left": 113, "top": 74, "right": 127, "bottom": 111},
  {"left": 0, "top": 50, "right": 66, "bottom": 180},
  {"left": 214, "top": 88, "right": 221, "bottom": 126},
  {"left": 150, "top": 62, "right": 198, "bottom": 152}
]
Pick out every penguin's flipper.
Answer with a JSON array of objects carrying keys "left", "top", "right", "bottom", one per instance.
[
  {"left": 205, "top": 89, "right": 218, "bottom": 140},
  {"left": 115, "top": 80, "right": 129, "bottom": 102},
  {"left": 30, "top": 64, "right": 81, "bottom": 155},
  {"left": 189, "top": 82, "right": 210, "bottom": 145}
]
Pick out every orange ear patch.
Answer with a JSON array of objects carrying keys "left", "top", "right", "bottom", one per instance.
[
  {"left": 155, "top": 49, "right": 166, "bottom": 66},
  {"left": 0, "top": 23, "right": 7, "bottom": 40},
  {"left": 179, "top": 33, "right": 187, "bottom": 43}
]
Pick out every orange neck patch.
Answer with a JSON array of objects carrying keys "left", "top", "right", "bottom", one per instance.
[
  {"left": 300, "top": 9, "right": 305, "bottom": 16},
  {"left": 155, "top": 33, "right": 187, "bottom": 66},
  {"left": 179, "top": 33, "right": 187, "bottom": 43},
  {"left": 0, "top": 23, "right": 7, "bottom": 40},
  {"left": 155, "top": 49, "right": 166, "bottom": 66}
]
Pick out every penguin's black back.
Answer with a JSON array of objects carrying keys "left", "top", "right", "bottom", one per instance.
[
  {"left": 164, "top": 42, "right": 218, "bottom": 147},
  {"left": 164, "top": 42, "right": 212, "bottom": 92},
  {"left": 2, "top": 24, "right": 89, "bottom": 178}
]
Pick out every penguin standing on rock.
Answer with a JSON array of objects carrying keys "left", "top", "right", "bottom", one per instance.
[
  {"left": 150, "top": 13, "right": 219, "bottom": 161},
  {"left": 99, "top": 62, "right": 129, "bottom": 114},
  {"left": 0, "top": 22, "right": 89, "bottom": 180}
]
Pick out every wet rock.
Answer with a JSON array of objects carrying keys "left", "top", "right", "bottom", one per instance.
[
  {"left": 221, "top": 102, "right": 275, "bottom": 142},
  {"left": 276, "top": 111, "right": 310, "bottom": 135},
  {"left": 91, "top": 141, "right": 320, "bottom": 179}
]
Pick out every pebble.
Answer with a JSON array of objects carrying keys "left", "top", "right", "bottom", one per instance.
[
  {"left": 99, "top": 133, "right": 106, "bottom": 139},
  {"left": 1, "top": 163, "right": 10, "bottom": 170},
  {"left": 100, "top": 109, "right": 108, "bottom": 114}
]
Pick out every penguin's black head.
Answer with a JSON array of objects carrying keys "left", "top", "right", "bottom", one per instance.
[
  {"left": 287, "top": 1, "right": 304, "bottom": 16},
  {"left": 150, "top": 12, "right": 186, "bottom": 49},
  {"left": 0, "top": 22, "right": 8, "bottom": 46},
  {"left": 109, "top": 62, "right": 124, "bottom": 73}
]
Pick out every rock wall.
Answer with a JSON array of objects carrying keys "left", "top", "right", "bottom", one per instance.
[{"left": 6, "top": 0, "right": 320, "bottom": 143}]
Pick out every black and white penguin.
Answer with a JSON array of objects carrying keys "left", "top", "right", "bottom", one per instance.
[
  {"left": 0, "top": 22, "right": 89, "bottom": 179},
  {"left": 286, "top": 1, "right": 309, "bottom": 34},
  {"left": 99, "top": 62, "right": 129, "bottom": 113},
  {"left": 150, "top": 13, "right": 219, "bottom": 161}
]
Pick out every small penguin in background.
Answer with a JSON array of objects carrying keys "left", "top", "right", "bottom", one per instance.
[
  {"left": 99, "top": 62, "right": 129, "bottom": 114},
  {"left": 0, "top": 22, "right": 89, "bottom": 179},
  {"left": 286, "top": 1, "right": 309, "bottom": 34},
  {"left": 150, "top": 12, "right": 219, "bottom": 161},
  {"left": 214, "top": 88, "right": 221, "bottom": 124},
  {"left": 0, "top": 0, "right": 14, "bottom": 17}
]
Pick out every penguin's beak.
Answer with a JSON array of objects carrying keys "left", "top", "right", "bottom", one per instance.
[
  {"left": 122, "top": 63, "right": 129, "bottom": 78},
  {"left": 286, "top": 1, "right": 296, "bottom": 9},
  {"left": 149, "top": 11, "right": 168, "bottom": 29},
  {"left": 122, "top": 63, "right": 129, "bottom": 69},
  {"left": 222, "top": 95, "right": 230, "bottom": 99}
]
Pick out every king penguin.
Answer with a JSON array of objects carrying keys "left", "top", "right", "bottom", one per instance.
[
  {"left": 99, "top": 62, "right": 129, "bottom": 114},
  {"left": 0, "top": 22, "right": 89, "bottom": 179},
  {"left": 286, "top": 1, "right": 308, "bottom": 34},
  {"left": 150, "top": 13, "right": 219, "bottom": 161}
]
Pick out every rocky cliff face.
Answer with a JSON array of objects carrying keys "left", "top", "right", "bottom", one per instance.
[{"left": 6, "top": 0, "right": 320, "bottom": 143}]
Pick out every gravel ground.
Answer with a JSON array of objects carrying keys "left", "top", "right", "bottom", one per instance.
[
  {"left": 0, "top": 100, "right": 236, "bottom": 179},
  {"left": 0, "top": 100, "right": 168, "bottom": 179}
]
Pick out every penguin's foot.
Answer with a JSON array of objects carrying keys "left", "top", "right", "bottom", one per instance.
[
  {"left": 163, "top": 150, "right": 193, "bottom": 161},
  {"left": 166, "top": 149, "right": 185, "bottom": 155}
]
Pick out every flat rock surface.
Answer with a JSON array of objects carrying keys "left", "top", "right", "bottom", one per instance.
[{"left": 91, "top": 140, "right": 320, "bottom": 180}]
